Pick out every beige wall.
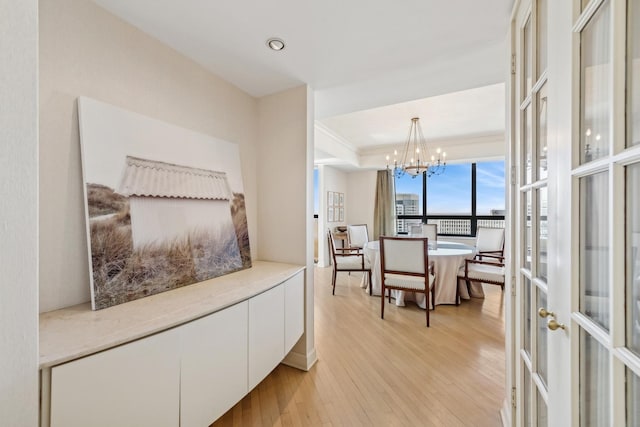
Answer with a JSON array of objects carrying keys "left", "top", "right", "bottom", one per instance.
[
  {"left": 257, "top": 85, "right": 316, "bottom": 370},
  {"left": 39, "top": 0, "right": 259, "bottom": 312},
  {"left": 0, "top": 0, "right": 39, "bottom": 424}
]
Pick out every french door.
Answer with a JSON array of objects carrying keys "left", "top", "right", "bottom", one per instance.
[{"left": 512, "top": 0, "right": 640, "bottom": 425}]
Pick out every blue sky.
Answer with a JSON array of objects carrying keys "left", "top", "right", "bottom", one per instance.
[{"left": 313, "top": 160, "right": 505, "bottom": 215}]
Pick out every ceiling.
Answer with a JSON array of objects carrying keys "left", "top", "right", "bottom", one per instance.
[{"left": 92, "top": 0, "right": 513, "bottom": 166}]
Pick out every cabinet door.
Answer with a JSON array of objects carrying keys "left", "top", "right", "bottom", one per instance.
[
  {"left": 50, "top": 329, "right": 180, "bottom": 427},
  {"left": 248, "top": 284, "right": 285, "bottom": 390},
  {"left": 180, "top": 301, "right": 248, "bottom": 427},
  {"left": 284, "top": 272, "right": 304, "bottom": 354}
]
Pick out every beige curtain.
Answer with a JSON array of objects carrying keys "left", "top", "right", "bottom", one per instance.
[{"left": 373, "top": 169, "right": 395, "bottom": 240}]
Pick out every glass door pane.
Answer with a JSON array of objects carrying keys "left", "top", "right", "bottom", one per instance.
[
  {"left": 580, "top": 331, "right": 610, "bottom": 425},
  {"left": 537, "top": 85, "right": 548, "bottom": 180},
  {"left": 537, "top": 388, "right": 548, "bottom": 426},
  {"left": 525, "top": 190, "right": 533, "bottom": 270},
  {"left": 524, "top": 16, "right": 532, "bottom": 99},
  {"left": 537, "top": 187, "right": 548, "bottom": 281},
  {"left": 536, "top": 289, "right": 548, "bottom": 387},
  {"left": 524, "top": 366, "right": 532, "bottom": 426},
  {"left": 524, "top": 276, "right": 532, "bottom": 356},
  {"left": 579, "top": 171, "right": 610, "bottom": 330},
  {"left": 627, "top": 163, "right": 640, "bottom": 356},
  {"left": 580, "top": 0, "right": 612, "bottom": 163},
  {"left": 629, "top": 0, "right": 640, "bottom": 147},
  {"left": 524, "top": 105, "right": 533, "bottom": 184},
  {"left": 536, "top": 0, "right": 547, "bottom": 76},
  {"left": 628, "top": 368, "right": 640, "bottom": 426}
]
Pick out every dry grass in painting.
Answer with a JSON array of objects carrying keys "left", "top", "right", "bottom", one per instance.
[
  {"left": 230, "top": 193, "right": 251, "bottom": 269},
  {"left": 87, "top": 184, "right": 252, "bottom": 309}
]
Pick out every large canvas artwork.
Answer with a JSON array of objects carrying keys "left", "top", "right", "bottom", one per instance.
[{"left": 78, "top": 97, "right": 251, "bottom": 310}]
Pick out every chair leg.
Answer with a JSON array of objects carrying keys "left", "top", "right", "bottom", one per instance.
[
  {"left": 332, "top": 269, "right": 337, "bottom": 295},
  {"left": 425, "top": 290, "right": 430, "bottom": 327},
  {"left": 368, "top": 270, "right": 372, "bottom": 296},
  {"left": 380, "top": 285, "right": 385, "bottom": 319}
]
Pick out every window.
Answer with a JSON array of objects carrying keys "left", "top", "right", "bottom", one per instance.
[
  {"left": 394, "top": 160, "right": 506, "bottom": 236},
  {"left": 427, "top": 163, "right": 471, "bottom": 214}
]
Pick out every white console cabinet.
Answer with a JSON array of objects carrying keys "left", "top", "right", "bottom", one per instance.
[
  {"left": 40, "top": 262, "right": 305, "bottom": 427},
  {"left": 180, "top": 301, "right": 249, "bottom": 427},
  {"left": 50, "top": 329, "right": 181, "bottom": 427}
]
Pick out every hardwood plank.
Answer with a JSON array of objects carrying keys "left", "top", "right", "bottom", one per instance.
[{"left": 212, "top": 266, "right": 504, "bottom": 426}]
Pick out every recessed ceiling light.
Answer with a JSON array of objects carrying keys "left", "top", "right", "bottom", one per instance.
[{"left": 266, "top": 38, "right": 285, "bottom": 51}]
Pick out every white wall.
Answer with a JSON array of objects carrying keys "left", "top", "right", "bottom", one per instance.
[
  {"left": 39, "top": 0, "right": 258, "bottom": 312},
  {"left": 317, "top": 165, "right": 348, "bottom": 267},
  {"left": 257, "top": 85, "right": 316, "bottom": 370},
  {"left": 0, "top": 0, "right": 39, "bottom": 424},
  {"left": 346, "top": 169, "right": 377, "bottom": 237}
]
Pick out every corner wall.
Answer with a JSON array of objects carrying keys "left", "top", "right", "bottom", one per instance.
[
  {"left": 0, "top": 0, "right": 39, "bottom": 424},
  {"left": 257, "top": 85, "right": 316, "bottom": 370},
  {"left": 39, "top": 0, "right": 259, "bottom": 312}
]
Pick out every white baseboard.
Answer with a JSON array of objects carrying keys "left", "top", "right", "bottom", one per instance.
[{"left": 281, "top": 347, "right": 318, "bottom": 371}]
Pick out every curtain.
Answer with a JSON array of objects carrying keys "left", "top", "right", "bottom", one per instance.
[{"left": 373, "top": 169, "right": 395, "bottom": 240}]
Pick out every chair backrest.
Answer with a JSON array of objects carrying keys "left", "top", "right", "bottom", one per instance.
[
  {"left": 347, "top": 224, "right": 369, "bottom": 248},
  {"left": 380, "top": 236, "right": 429, "bottom": 275},
  {"left": 327, "top": 229, "right": 338, "bottom": 263},
  {"left": 421, "top": 223, "right": 437, "bottom": 242},
  {"left": 409, "top": 224, "right": 423, "bottom": 236},
  {"left": 475, "top": 227, "right": 505, "bottom": 253}
]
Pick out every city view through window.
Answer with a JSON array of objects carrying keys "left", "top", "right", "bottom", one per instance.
[{"left": 395, "top": 160, "right": 506, "bottom": 236}]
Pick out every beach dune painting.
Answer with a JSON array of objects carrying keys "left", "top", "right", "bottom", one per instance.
[{"left": 78, "top": 97, "right": 251, "bottom": 310}]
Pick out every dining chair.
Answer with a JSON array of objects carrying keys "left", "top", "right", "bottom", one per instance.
[
  {"left": 457, "top": 254, "right": 506, "bottom": 295},
  {"left": 409, "top": 224, "right": 423, "bottom": 236},
  {"left": 421, "top": 223, "right": 437, "bottom": 243},
  {"left": 474, "top": 227, "right": 505, "bottom": 261},
  {"left": 456, "top": 227, "right": 506, "bottom": 298},
  {"left": 347, "top": 224, "right": 369, "bottom": 249},
  {"left": 379, "top": 236, "right": 435, "bottom": 327},
  {"left": 328, "top": 229, "right": 372, "bottom": 295}
]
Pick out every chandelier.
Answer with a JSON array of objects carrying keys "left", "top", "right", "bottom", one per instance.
[{"left": 386, "top": 117, "right": 446, "bottom": 179}]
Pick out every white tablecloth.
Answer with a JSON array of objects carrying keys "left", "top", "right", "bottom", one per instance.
[{"left": 362, "top": 240, "right": 483, "bottom": 308}]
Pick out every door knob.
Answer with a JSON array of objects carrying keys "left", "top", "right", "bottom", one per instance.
[
  {"left": 538, "top": 307, "right": 555, "bottom": 318},
  {"left": 547, "top": 319, "right": 566, "bottom": 331}
]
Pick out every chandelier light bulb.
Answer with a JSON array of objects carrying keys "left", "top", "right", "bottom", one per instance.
[
  {"left": 436, "top": 148, "right": 441, "bottom": 154},
  {"left": 586, "top": 128, "right": 592, "bottom": 137},
  {"left": 596, "top": 134, "right": 601, "bottom": 141}
]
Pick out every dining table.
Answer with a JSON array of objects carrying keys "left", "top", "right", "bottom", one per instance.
[{"left": 361, "top": 239, "right": 484, "bottom": 308}]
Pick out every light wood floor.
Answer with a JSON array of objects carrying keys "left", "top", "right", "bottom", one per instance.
[{"left": 213, "top": 266, "right": 505, "bottom": 426}]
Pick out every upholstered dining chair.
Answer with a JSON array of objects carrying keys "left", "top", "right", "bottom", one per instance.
[
  {"left": 474, "top": 227, "right": 505, "bottom": 261},
  {"left": 457, "top": 227, "right": 506, "bottom": 297},
  {"left": 457, "top": 254, "right": 506, "bottom": 294},
  {"left": 328, "top": 229, "right": 372, "bottom": 295},
  {"left": 409, "top": 224, "right": 423, "bottom": 236},
  {"left": 347, "top": 224, "right": 369, "bottom": 249},
  {"left": 421, "top": 223, "right": 438, "bottom": 243},
  {"left": 379, "top": 236, "right": 435, "bottom": 327}
]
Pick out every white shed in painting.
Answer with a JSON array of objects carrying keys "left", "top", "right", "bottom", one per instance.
[{"left": 117, "top": 156, "right": 235, "bottom": 249}]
